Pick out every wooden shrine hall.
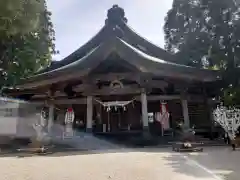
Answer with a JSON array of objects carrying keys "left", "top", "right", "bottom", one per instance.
[{"left": 2, "top": 5, "right": 221, "bottom": 136}]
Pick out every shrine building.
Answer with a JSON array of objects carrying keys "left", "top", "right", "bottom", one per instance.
[{"left": 2, "top": 5, "right": 221, "bottom": 137}]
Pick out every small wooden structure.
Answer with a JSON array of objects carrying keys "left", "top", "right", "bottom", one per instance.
[{"left": 2, "top": 5, "right": 221, "bottom": 138}]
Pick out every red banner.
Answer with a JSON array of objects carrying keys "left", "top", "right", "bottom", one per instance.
[{"left": 159, "top": 103, "right": 170, "bottom": 130}]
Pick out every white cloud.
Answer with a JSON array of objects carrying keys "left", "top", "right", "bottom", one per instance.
[{"left": 47, "top": 0, "right": 173, "bottom": 60}]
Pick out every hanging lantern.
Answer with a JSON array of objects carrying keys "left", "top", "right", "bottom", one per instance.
[
  {"left": 123, "top": 106, "right": 126, "bottom": 111},
  {"left": 65, "top": 107, "right": 75, "bottom": 124},
  {"left": 115, "top": 106, "right": 117, "bottom": 111},
  {"left": 67, "top": 107, "right": 73, "bottom": 112}
]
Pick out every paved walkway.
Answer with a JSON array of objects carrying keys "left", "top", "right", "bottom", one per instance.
[{"left": 0, "top": 147, "right": 239, "bottom": 180}]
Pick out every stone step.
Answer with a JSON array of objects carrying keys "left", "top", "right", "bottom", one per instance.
[{"left": 51, "top": 133, "right": 122, "bottom": 151}]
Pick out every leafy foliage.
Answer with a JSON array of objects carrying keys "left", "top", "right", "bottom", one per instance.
[
  {"left": 0, "top": 0, "right": 56, "bottom": 87},
  {"left": 0, "top": 0, "right": 43, "bottom": 36},
  {"left": 164, "top": 0, "right": 240, "bottom": 106},
  {"left": 165, "top": 0, "right": 240, "bottom": 68}
]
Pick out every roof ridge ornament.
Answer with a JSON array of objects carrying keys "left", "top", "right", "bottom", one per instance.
[{"left": 105, "top": 5, "right": 128, "bottom": 25}]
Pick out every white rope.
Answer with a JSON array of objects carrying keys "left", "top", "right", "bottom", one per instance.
[{"left": 94, "top": 98, "right": 135, "bottom": 107}]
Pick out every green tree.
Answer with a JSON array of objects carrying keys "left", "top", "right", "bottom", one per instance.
[
  {"left": 0, "top": 0, "right": 43, "bottom": 36},
  {"left": 164, "top": 0, "right": 240, "bottom": 106},
  {"left": 0, "top": 0, "right": 56, "bottom": 87},
  {"left": 164, "top": 0, "right": 240, "bottom": 68}
]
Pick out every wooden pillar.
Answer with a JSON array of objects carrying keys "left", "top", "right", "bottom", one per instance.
[
  {"left": 181, "top": 98, "right": 190, "bottom": 128},
  {"left": 141, "top": 90, "right": 149, "bottom": 131},
  {"left": 47, "top": 89, "right": 55, "bottom": 134},
  {"left": 86, "top": 96, "right": 93, "bottom": 132},
  {"left": 207, "top": 98, "right": 215, "bottom": 139},
  {"left": 48, "top": 104, "right": 54, "bottom": 133}
]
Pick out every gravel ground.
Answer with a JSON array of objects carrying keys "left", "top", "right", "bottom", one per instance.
[{"left": 0, "top": 147, "right": 237, "bottom": 180}]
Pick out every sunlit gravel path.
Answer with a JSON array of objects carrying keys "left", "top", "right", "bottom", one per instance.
[{"left": 0, "top": 147, "right": 236, "bottom": 180}]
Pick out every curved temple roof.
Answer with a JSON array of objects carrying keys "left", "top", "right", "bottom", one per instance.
[
  {"left": 38, "top": 5, "right": 176, "bottom": 73},
  {"left": 15, "top": 5, "right": 220, "bottom": 89}
]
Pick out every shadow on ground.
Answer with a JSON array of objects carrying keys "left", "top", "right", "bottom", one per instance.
[
  {"left": 186, "top": 147, "right": 240, "bottom": 180},
  {"left": 163, "top": 154, "right": 212, "bottom": 179},
  {"left": 162, "top": 146, "right": 240, "bottom": 180}
]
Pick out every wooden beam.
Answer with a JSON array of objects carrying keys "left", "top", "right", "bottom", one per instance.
[
  {"left": 145, "top": 95, "right": 180, "bottom": 101},
  {"left": 55, "top": 98, "right": 87, "bottom": 105},
  {"left": 187, "top": 95, "right": 206, "bottom": 102},
  {"left": 31, "top": 91, "right": 66, "bottom": 98},
  {"left": 32, "top": 94, "right": 207, "bottom": 105},
  {"left": 88, "top": 73, "right": 140, "bottom": 82},
  {"left": 16, "top": 69, "right": 89, "bottom": 89},
  {"left": 33, "top": 95, "right": 182, "bottom": 104},
  {"left": 33, "top": 98, "right": 87, "bottom": 105},
  {"left": 32, "top": 95, "right": 48, "bottom": 98},
  {"left": 73, "top": 84, "right": 94, "bottom": 92},
  {"left": 147, "top": 80, "right": 168, "bottom": 89},
  {"left": 29, "top": 101, "right": 45, "bottom": 105},
  {"left": 4, "top": 89, "right": 46, "bottom": 96},
  {"left": 83, "top": 85, "right": 141, "bottom": 96}
]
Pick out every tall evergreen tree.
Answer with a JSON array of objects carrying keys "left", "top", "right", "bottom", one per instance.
[
  {"left": 0, "top": 0, "right": 42, "bottom": 36},
  {"left": 164, "top": 0, "right": 240, "bottom": 69},
  {"left": 0, "top": 0, "right": 56, "bottom": 87},
  {"left": 164, "top": 0, "right": 240, "bottom": 106}
]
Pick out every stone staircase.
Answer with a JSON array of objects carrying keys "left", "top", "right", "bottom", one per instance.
[{"left": 50, "top": 124, "right": 226, "bottom": 149}]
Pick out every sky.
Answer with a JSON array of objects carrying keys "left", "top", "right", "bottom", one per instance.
[{"left": 46, "top": 0, "right": 173, "bottom": 60}]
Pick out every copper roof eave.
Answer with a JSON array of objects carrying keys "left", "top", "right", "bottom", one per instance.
[
  {"left": 41, "top": 36, "right": 219, "bottom": 80},
  {"left": 114, "top": 38, "right": 220, "bottom": 82},
  {"left": 38, "top": 5, "right": 207, "bottom": 75},
  {"left": 118, "top": 20, "right": 175, "bottom": 62},
  {"left": 41, "top": 18, "right": 175, "bottom": 74},
  {"left": 16, "top": 45, "right": 106, "bottom": 89},
  {"left": 37, "top": 25, "right": 108, "bottom": 73},
  {"left": 15, "top": 37, "right": 220, "bottom": 89},
  {"left": 16, "top": 39, "right": 126, "bottom": 89}
]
